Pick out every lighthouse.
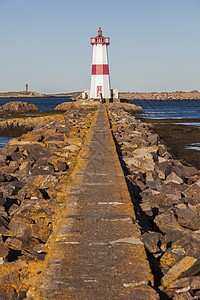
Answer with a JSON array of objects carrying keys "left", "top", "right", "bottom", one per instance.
[{"left": 90, "top": 27, "right": 111, "bottom": 99}]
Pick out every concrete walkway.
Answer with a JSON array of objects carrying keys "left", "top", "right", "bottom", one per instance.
[{"left": 30, "top": 105, "right": 158, "bottom": 299}]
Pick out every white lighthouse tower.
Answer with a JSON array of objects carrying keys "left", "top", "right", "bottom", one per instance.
[{"left": 90, "top": 27, "right": 111, "bottom": 99}]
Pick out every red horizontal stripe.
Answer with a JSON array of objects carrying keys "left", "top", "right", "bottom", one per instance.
[{"left": 92, "top": 64, "right": 109, "bottom": 75}]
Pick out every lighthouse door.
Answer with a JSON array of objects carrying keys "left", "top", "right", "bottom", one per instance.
[{"left": 97, "top": 86, "right": 102, "bottom": 97}]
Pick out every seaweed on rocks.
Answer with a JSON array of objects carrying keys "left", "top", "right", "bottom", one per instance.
[{"left": 145, "top": 118, "right": 200, "bottom": 170}]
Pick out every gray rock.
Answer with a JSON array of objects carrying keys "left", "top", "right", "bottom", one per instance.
[
  {"left": 154, "top": 212, "right": 182, "bottom": 233},
  {"left": 163, "top": 182, "right": 187, "bottom": 200},
  {"left": 148, "top": 192, "right": 173, "bottom": 208},
  {"left": 160, "top": 230, "right": 200, "bottom": 260},
  {"left": 32, "top": 158, "right": 54, "bottom": 174},
  {"left": 141, "top": 232, "right": 162, "bottom": 257},
  {"left": 140, "top": 202, "right": 155, "bottom": 217},
  {"left": 158, "top": 161, "right": 173, "bottom": 177},
  {"left": 183, "top": 184, "right": 200, "bottom": 204},
  {"left": 165, "top": 172, "right": 183, "bottom": 185},
  {"left": 145, "top": 180, "right": 162, "bottom": 190},
  {"left": 172, "top": 162, "right": 184, "bottom": 176},
  {"left": 175, "top": 207, "right": 200, "bottom": 231},
  {"left": 23, "top": 144, "right": 51, "bottom": 162},
  {"left": 158, "top": 144, "right": 168, "bottom": 157},
  {"left": 146, "top": 133, "right": 158, "bottom": 146},
  {"left": 183, "top": 166, "right": 199, "bottom": 178}
]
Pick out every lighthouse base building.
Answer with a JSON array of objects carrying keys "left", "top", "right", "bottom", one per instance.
[
  {"left": 83, "top": 27, "right": 118, "bottom": 102},
  {"left": 82, "top": 89, "right": 119, "bottom": 101}
]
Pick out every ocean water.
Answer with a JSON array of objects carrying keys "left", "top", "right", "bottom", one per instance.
[
  {"left": 129, "top": 100, "right": 200, "bottom": 120},
  {"left": 129, "top": 100, "right": 200, "bottom": 151},
  {"left": 0, "top": 96, "right": 71, "bottom": 112},
  {"left": 0, "top": 136, "right": 12, "bottom": 148},
  {"left": 0, "top": 96, "right": 71, "bottom": 148},
  {"left": 185, "top": 143, "right": 200, "bottom": 151}
]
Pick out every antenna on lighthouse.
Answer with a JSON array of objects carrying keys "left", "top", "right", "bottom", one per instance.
[{"left": 90, "top": 27, "right": 111, "bottom": 101}]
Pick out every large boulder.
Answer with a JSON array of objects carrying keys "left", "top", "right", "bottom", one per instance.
[
  {"left": 0, "top": 101, "right": 39, "bottom": 114},
  {"left": 183, "top": 183, "right": 200, "bottom": 204},
  {"left": 174, "top": 206, "right": 200, "bottom": 231},
  {"left": 154, "top": 212, "right": 182, "bottom": 233}
]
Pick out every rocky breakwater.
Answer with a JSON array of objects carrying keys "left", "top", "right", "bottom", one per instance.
[
  {"left": 0, "top": 102, "right": 96, "bottom": 299},
  {"left": 108, "top": 103, "right": 200, "bottom": 299}
]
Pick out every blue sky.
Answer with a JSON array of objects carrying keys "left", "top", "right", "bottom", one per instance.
[{"left": 0, "top": 0, "right": 199, "bottom": 93}]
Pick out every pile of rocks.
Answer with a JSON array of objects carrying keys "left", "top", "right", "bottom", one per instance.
[
  {"left": 54, "top": 101, "right": 76, "bottom": 111},
  {"left": 108, "top": 104, "right": 200, "bottom": 299},
  {"left": 0, "top": 101, "right": 39, "bottom": 115},
  {"left": 0, "top": 104, "right": 96, "bottom": 298},
  {"left": 0, "top": 114, "right": 70, "bottom": 137}
]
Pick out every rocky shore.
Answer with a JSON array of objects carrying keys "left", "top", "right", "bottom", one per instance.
[
  {"left": 107, "top": 103, "right": 200, "bottom": 299},
  {"left": 0, "top": 102, "right": 76, "bottom": 137},
  {"left": 0, "top": 91, "right": 81, "bottom": 99},
  {"left": 0, "top": 92, "right": 46, "bottom": 98},
  {"left": 120, "top": 91, "right": 200, "bottom": 101},
  {"left": 0, "top": 101, "right": 39, "bottom": 116}
]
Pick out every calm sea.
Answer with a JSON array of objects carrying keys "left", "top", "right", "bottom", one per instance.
[
  {"left": 0, "top": 96, "right": 71, "bottom": 148},
  {"left": 129, "top": 100, "right": 200, "bottom": 122},
  {"left": 130, "top": 100, "right": 200, "bottom": 151},
  {"left": 0, "top": 96, "right": 71, "bottom": 112}
]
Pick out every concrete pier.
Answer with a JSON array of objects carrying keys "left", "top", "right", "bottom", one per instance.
[{"left": 29, "top": 105, "right": 158, "bottom": 299}]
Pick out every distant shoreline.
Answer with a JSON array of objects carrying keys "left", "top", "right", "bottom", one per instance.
[
  {"left": 0, "top": 91, "right": 81, "bottom": 99},
  {"left": 120, "top": 91, "right": 200, "bottom": 101},
  {"left": 1, "top": 91, "right": 200, "bottom": 101}
]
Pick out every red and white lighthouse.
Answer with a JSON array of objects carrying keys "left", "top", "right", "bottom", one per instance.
[{"left": 90, "top": 27, "right": 111, "bottom": 99}]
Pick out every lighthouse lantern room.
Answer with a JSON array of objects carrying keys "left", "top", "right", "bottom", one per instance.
[{"left": 90, "top": 27, "right": 111, "bottom": 99}]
